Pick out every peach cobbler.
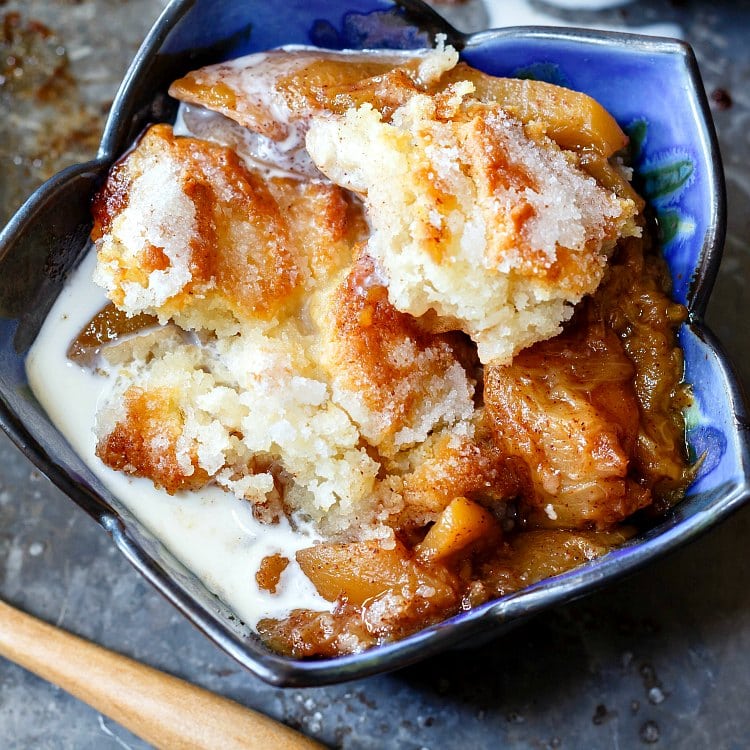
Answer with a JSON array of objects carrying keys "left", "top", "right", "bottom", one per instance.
[{"left": 77, "top": 41, "right": 689, "bottom": 656}]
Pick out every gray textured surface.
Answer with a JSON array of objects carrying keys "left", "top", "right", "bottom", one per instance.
[{"left": 1, "top": 1, "right": 750, "bottom": 747}]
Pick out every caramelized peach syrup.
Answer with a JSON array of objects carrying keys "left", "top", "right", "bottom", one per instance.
[{"left": 259, "top": 234, "right": 690, "bottom": 658}]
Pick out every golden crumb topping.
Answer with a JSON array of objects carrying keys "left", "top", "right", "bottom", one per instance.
[
  {"left": 307, "top": 90, "right": 640, "bottom": 364},
  {"left": 312, "top": 252, "right": 475, "bottom": 456},
  {"left": 92, "top": 124, "right": 363, "bottom": 335}
]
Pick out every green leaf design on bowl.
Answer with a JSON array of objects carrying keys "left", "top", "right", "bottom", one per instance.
[
  {"left": 656, "top": 208, "right": 696, "bottom": 245},
  {"left": 640, "top": 157, "right": 694, "bottom": 203},
  {"left": 513, "top": 62, "right": 569, "bottom": 86},
  {"left": 627, "top": 117, "right": 648, "bottom": 163},
  {"left": 626, "top": 119, "right": 696, "bottom": 247}
]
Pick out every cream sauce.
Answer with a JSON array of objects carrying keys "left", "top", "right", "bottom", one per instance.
[
  {"left": 26, "top": 249, "right": 332, "bottom": 630},
  {"left": 173, "top": 45, "right": 433, "bottom": 179},
  {"left": 173, "top": 103, "right": 320, "bottom": 179}
]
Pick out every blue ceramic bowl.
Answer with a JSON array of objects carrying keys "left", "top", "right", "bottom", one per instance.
[{"left": 0, "top": 0, "right": 747, "bottom": 686}]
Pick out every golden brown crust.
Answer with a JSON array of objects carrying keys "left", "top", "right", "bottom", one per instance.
[
  {"left": 96, "top": 386, "right": 210, "bottom": 494},
  {"left": 266, "top": 177, "right": 366, "bottom": 283},
  {"left": 313, "top": 252, "right": 475, "bottom": 455},
  {"left": 307, "top": 90, "right": 639, "bottom": 364},
  {"left": 93, "top": 125, "right": 362, "bottom": 332},
  {"left": 460, "top": 108, "right": 625, "bottom": 294},
  {"left": 396, "top": 419, "right": 524, "bottom": 530},
  {"left": 93, "top": 124, "right": 300, "bottom": 324}
]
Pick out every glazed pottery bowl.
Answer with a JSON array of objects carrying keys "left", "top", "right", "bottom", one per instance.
[{"left": 0, "top": 0, "right": 746, "bottom": 686}]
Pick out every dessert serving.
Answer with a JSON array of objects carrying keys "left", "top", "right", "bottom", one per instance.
[{"left": 27, "top": 40, "right": 691, "bottom": 657}]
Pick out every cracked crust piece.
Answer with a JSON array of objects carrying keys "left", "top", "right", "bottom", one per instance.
[
  {"left": 92, "top": 123, "right": 362, "bottom": 335},
  {"left": 307, "top": 90, "right": 640, "bottom": 364},
  {"left": 310, "top": 251, "right": 475, "bottom": 458}
]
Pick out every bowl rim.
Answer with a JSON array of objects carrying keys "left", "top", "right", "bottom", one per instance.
[{"left": 0, "top": 0, "right": 747, "bottom": 687}]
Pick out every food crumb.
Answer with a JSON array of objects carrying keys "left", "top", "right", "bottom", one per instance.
[
  {"left": 710, "top": 87, "right": 732, "bottom": 110},
  {"left": 255, "top": 553, "right": 289, "bottom": 594},
  {"left": 621, "top": 650, "right": 634, "bottom": 671},
  {"left": 648, "top": 686, "right": 665, "bottom": 705},
  {"left": 307, "top": 711, "right": 322, "bottom": 733},
  {"left": 544, "top": 503, "right": 558, "bottom": 520},
  {"left": 0, "top": 11, "right": 102, "bottom": 224},
  {"left": 592, "top": 704, "right": 616, "bottom": 725},
  {"left": 639, "top": 720, "right": 660, "bottom": 744}
]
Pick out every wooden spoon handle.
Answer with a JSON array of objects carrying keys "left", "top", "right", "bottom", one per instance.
[{"left": 0, "top": 599, "right": 323, "bottom": 749}]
